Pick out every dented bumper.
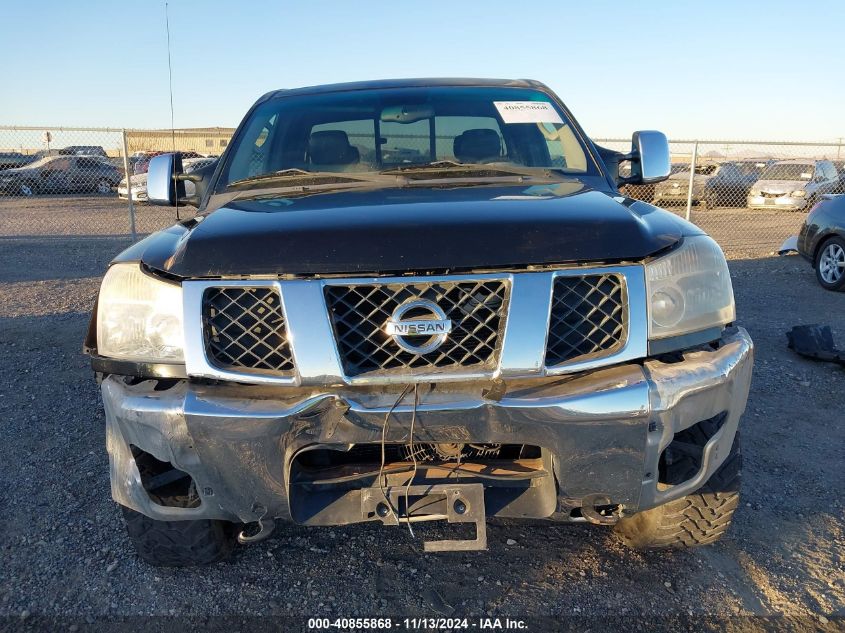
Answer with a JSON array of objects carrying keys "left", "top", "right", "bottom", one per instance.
[{"left": 104, "top": 328, "right": 753, "bottom": 525}]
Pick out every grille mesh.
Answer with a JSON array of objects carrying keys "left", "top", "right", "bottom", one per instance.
[
  {"left": 325, "top": 280, "right": 509, "bottom": 377},
  {"left": 545, "top": 274, "right": 628, "bottom": 367},
  {"left": 203, "top": 287, "right": 295, "bottom": 375}
]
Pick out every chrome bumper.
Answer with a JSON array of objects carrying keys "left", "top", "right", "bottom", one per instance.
[{"left": 103, "top": 328, "right": 753, "bottom": 525}]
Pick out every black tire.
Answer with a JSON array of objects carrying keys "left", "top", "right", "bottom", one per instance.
[
  {"left": 614, "top": 429, "right": 741, "bottom": 549},
  {"left": 704, "top": 191, "right": 719, "bottom": 210},
  {"left": 814, "top": 236, "right": 845, "bottom": 292},
  {"left": 95, "top": 178, "right": 112, "bottom": 195},
  {"left": 121, "top": 506, "right": 236, "bottom": 567}
]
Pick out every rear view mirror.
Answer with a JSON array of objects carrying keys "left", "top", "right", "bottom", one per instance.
[
  {"left": 147, "top": 153, "right": 185, "bottom": 205},
  {"left": 380, "top": 104, "right": 435, "bottom": 124},
  {"left": 632, "top": 131, "right": 671, "bottom": 184}
]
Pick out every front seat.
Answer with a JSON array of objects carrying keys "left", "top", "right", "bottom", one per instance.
[
  {"left": 308, "top": 130, "right": 360, "bottom": 170},
  {"left": 453, "top": 129, "right": 502, "bottom": 163}
]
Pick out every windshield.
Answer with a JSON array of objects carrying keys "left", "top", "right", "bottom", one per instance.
[
  {"left": 220, "top": 86, "right": 596, "bottom": 189},
  {"left": 732, "top": 161, "right": 767, "bottom": 176},
  {"left": 760, "top": 163, "right": 814, "bottom": 181},
  {"left": 18, "top": 156, "right": 58, "bottom": 169}
]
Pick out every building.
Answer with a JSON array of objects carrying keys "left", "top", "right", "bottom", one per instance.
[{"left": 124, "top": 127, "right": 236, "bottom": 156}]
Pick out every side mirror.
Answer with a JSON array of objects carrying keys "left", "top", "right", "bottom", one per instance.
[
  {"left": 617, "top": 131, "right": 671, "bottom": 187},
  {"left": 631, "top": 131, "right": 671, "bottom": 184},
  {"left": 147, "top": 153, "right": 186, "bottom": 206}
]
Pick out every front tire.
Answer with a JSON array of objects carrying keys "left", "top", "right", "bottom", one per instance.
[
  {"left": 96, "top": 178, "right": 112, "bottom": 195},
  {"left": 815, "top": 236, "right": 845, "bottom": 291},
  {"left": 615, "top": 430, "right": 741, "bottom": 549},
  {"left": 121, "top": 507, "right": 236, "bottom": 567}
]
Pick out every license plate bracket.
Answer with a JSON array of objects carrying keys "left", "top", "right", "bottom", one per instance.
[{"left": 361, "top": 483, "right": 488, "bottom": 552}]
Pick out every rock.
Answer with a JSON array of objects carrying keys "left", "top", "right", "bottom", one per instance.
[{"left": 506, "top": 539, "right": 517, "bottom": 546}]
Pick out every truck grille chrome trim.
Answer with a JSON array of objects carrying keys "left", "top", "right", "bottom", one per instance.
[
  {"left": 545, "top": 273, "right": 628, "bottom": 367},
  {"left": 202, "top": 286, "right": 296, "bottom": 375},
  {"left": 324, "top": 280, "right": 509, "bottom": 377},
  {"left": 181, "top": 266, "right": 648, "bottom": 386}
]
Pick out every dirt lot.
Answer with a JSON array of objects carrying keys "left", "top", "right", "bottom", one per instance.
[{"left": 0, "top": 196, "right": 843, "bottom": 630}]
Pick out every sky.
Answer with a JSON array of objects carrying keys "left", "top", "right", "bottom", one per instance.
[{"left": 1, "top": 0, "right": 843, "bottom": 142}]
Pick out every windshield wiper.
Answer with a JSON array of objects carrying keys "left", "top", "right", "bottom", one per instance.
[
  {"left": 227, "top": 169, "right": 378, "bottom": 189},
  {"left": 379, "top": 161, "right": 555, "bottom": 178}
]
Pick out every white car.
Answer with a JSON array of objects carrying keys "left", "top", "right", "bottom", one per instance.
[
  {"left": 118, "top": 157, "right": 216, "bottom": 202},
  {"left": 747, "top": 159, "right": 840, "bottom": 211}
]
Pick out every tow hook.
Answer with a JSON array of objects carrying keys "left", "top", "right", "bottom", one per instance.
[
  {"left": 580, "top": 494, "right": 619, "bottom": 525},
  {"left": 238, "top": 517, "right": 276, "bottom": 544}
]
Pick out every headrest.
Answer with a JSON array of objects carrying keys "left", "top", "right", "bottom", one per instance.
[
  {"left": 453, "top": 129, "right": 502, "bottom": 163},
  {"left": 308, "top": 130, "right": 359, "bottom": 166}
]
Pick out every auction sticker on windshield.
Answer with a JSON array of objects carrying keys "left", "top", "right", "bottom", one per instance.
[{"left": 494, "top": 101, "right": 563, "bottom": 124}]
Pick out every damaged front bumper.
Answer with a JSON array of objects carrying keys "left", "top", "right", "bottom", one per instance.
[{"left": 104, "top": 328, "right": 753, "bottom": 529}]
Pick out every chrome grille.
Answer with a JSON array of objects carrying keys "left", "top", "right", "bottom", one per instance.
[
  {"left": 202, "top": 287, "right": 295, "bottom": 375},
  {"left": 545, "top": 274, "right": 628, "bottom": 367},
  {"left": 325, "top": 280, "right": 509, "bottom": 377}
]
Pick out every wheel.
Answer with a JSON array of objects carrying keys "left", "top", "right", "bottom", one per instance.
[
  {"left": 96, "top": 178, "right": 112, "bottom": 194},
  {"left": 121, "top": 507, "right": 237, "bottom": 567},
  {"left": 19, "top": 180, "right": 35, "bottom": 196},
  {"left": 614, "top": 426, "right": 741, "bottom": 549},
  {"left": 704, "top": 191, "right": 718, "bottom": 210},
  {"left": 119, "top": 449, "right": 238, "bottom": 566},
  {"left": 815, "top": 236, "right": 845, "bottom": 291}
]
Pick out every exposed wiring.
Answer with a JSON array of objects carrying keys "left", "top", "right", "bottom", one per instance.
[
  {"left": 403, "top": 383, "right": 420, "bottom": 539},
  {"left": 378, "top": 384, "right": 413, "bottom": 523}
]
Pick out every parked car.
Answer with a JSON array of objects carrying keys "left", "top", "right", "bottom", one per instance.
[
  {"left": 85, "top": 78, "right": 751, "bottom": 567},
  {"left": 834, "top": 161, "right": 845, "bottom": 194},
  {"left": 58, "top": 145, "right": 108, "bottom": 157},
  {"left": 133, "top": 150, "right": 202, "bottom": 175},
  {"left": 0, "top": 155, "right": 121, "bottom": 196},
  {"left": 118, "top": 157, "right": 217, "bottom": 201},
  {"left": 652, "top": 162, "right": 720, "bottom": 206},
  {"left": 780, "top": 195, "right": 845, "bottom": 290},
  {"left": 702, "top": 160, "right": 772, "bottom": 208},
  {"left": 0, "top": 152, "right": 37, "bottom": 171},
  {"left": 747, "top": 159, "right": 840, "bottom": 211},
  {"left": 619, "top": 162, "right": 686, "bottom": 202}
]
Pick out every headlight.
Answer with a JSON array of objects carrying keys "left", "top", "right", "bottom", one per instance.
[
  {"left": 790, "top": 190, "right": 806, "bottom": 197},
  {"left": 749, "top": 189, "right": 760, "bottom": 197},
  {"left": 96, "top": 263, "right": 184, "bottom": 362},
  {"left": 645, "top": 236, "right": 735, "bottom": 339}
]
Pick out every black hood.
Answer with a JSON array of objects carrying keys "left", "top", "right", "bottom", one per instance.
[{"left": 128, "top": 182, "right": 694, "bottom": 277}]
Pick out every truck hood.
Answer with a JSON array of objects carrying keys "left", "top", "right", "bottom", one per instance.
[
  {"left": 753, "top": 179, "right": 811, "bottom": 193},
  {"left": 131, "top": 183, "right": 691, "bottom": 277}
]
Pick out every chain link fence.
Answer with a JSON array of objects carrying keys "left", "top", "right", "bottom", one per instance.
[
  {"left": 598, "top": 138, "right": 845, "bottom": 258},
  {"left": 1, "top": 125, "right": 843, "bottom": 261},
  {"left": 0, "top": 126, "right": 234, "bottom": 240}
]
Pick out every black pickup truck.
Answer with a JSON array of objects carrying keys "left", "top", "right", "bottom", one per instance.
[{"left": 85, "top": 78, "right": 752, "bottom": 566}]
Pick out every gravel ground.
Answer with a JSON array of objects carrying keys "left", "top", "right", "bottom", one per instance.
[{"left": 0, "top": 199, "right": 843, "bottom": 630}]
